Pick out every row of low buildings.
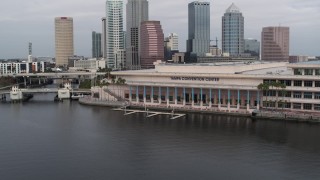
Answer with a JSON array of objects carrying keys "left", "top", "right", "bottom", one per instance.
[
  {"left": 94, "top": 60, "right": 320, "bottom": 114},
  {"left": 0, "top": 61, "right": 45, "bottom": 75}
]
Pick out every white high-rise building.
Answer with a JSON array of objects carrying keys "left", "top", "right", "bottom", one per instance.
[
  {"left": 126, "top": 0, "right": 149, "bottom": 70},
  {"left": 165, "top": 33, "right": 179, "bottom": 61},
  {"left": 105, "top": 0, "right": 124, "bottom": 69},
  {"left": 168, "top": 33, "right": 179, "bottom": 51}
]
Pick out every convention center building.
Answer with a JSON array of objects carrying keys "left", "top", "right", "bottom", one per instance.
[{"left": 103, "top": 61, "right": 320, "bottom": 113}]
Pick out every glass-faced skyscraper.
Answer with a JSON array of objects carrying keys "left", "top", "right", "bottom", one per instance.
[
  {"left": 244, "top": 38, "right": 260, "bottom": 58},
  {"left": 222, "top": 3, "right": 244, "bottom": 56},
  {"left": 186, "top": 1, "right": 210, "bottom": 63},
  {"left": 126, "top": 0, "right": 149, "bottom": 70},
  {"left": 92, "top": 31, "right": 102, "bottom": 58},
  {"left": 105, "top": 0, "right": 124, "bottom": 69}
]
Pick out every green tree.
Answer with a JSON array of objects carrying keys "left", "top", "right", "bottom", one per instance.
[{"left": 257, "top": 82, "right": 270, "bottom": 108}]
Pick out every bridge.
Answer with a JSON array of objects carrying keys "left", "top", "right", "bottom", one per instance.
[
  {"left": 0, "top": 88, "right": 91, "bottom": 95},
  {"left": 1, "top": 83, "right": 91, "bottom": 102},
  {"left": 1, "top": 72, "right": 108, "bottom": 87},
  {"left": 0, "top": 72, "right": 107, "bottom": 78}
]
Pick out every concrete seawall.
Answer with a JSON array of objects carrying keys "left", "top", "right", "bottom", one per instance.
[{"left": 79, "top": 97, "right": 320, "bottom": 123}]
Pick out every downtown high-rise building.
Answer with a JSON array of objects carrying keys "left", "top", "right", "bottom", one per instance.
[
  {"left": 244, "top": 38, "right": 260, "bottom": 58},
  {"left": 126, "top": 0, "right": 149, "bottom": 70},
  {"left": 186, "top": 1, "right": 210, "bottom": 63},
  {"left": 164, "top": 33, "right": 179, "bottom": 61},
  {"left": 92, "top": 31, "right": 102, "bottom": 58},
  {"left": 101, "top": 17, "right": 107, "bottom": 59},
  {"left": 140, "top": 21, "right": 164, "bottom": 69},
  {"left": 105, "top": 0, "right": 125, "bottom": 69},
  {"left": 55, "top": 17, "right": 74, "bottom": 66},
  {"left": 222, "top": 3, "right": 244, "bottom": 56},
  {"left": 167, "top": 33, "right": 179, "bottom": 51},
  {"left": 261, "top": 26, "right": 290, "bottom": 61}
]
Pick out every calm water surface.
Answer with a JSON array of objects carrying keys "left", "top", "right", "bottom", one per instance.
[{"left": 1, "top": 95, "right": 320, "bottom": 180}]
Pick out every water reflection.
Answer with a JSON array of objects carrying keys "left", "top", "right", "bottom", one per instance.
[{"left": 0, "top": 102, "right": 320, "bottom": 180}]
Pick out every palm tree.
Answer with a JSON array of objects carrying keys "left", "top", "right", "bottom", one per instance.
[
  {"left": 257, "top": 82, "right": 270, "bottom": 108},
  {"left": 273, "top": 81, "right": 286, "bottom": 109},
  {"left": 279, "top": 82, "right": 287, "bottom": 111}
]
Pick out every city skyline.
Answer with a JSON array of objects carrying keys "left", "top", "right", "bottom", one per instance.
[{"left": 0, "top": 0, "right": 319, "bottom": 59}]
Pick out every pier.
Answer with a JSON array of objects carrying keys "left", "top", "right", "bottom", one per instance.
[{"left": 113, "top": 106, "right": 186, "bottom": 120}]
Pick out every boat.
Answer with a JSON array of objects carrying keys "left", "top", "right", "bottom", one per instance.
[
  {"left": 54, "top": 95, "right": 63, "bottom": 102},
  {"left": 71, "top": 93, "right": 84, "bottom": 100}
]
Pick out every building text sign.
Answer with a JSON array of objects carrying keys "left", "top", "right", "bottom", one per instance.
[{"left": 170, "top": 76, "right": 219, "bottom": 82}]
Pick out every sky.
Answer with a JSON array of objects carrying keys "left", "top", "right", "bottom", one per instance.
[{"left": 0, "top": 0, "right": 319, "bottom": 59}]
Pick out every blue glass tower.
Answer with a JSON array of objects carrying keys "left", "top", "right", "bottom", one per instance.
[
  {"left": 222, "top": 3, "right": 244, "bottom": 56},
  {"left": 186, "top": 1, "right": 210, "bottom": 63}
]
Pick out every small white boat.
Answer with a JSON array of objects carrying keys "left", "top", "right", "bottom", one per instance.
[{"left": 71, "top": 94, "right": 84, "bottom": 100}]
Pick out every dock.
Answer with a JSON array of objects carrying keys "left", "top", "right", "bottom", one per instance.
[{"left": 113, "top": 106, "right": 186, "bottom": 120}]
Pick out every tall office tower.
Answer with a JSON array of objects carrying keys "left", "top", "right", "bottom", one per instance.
[
  {"left": 105, "top": 0, "right": 124, "bottom": 69},
  {"left": 92, "top": 31, "right": 102, "bottom": 58},
  {"left": 167, "top": 33, "right": 179, "bottom": 51},
  {"left": 164, "top": 33, "right": 179, "bottom": 61},
  {"left": 28, "top": 42, "right": 32, "bottom": 55},
  {"left": 55, "top": 17, "right": 74, "bottom": 66},
  {"left": 244, "top": 38, "right": 260, "bottom": 57},
  {"left": 222, "top": 3, "right": 244, "bottom": 56},
  {"left": 126, "top": 0, "right": 149, "bottom": 70},
  {"left": 28, "top": 42, "right": 32, "bottom": 63},
  {"left": 101, "top": 17, "right": 107, "bottom": 59},
  {"left": 140, "top": 21, "right": 164, "bottom": 69},
  {"left": 261, "top": 27, "right": 290, "bottom": 61},
  {"left": 186, "top": 1, "right": 210, "bottom": 63}
]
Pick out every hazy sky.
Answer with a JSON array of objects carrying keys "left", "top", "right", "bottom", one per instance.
[{"left": 0, "top": 0, "right": 319, "bottom": 59}]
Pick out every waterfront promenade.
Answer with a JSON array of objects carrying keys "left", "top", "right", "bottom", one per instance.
[{"left": 79, "top": 96, "right": 320, "bottom": 122}]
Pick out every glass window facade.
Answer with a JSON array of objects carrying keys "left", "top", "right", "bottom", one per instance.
[
  {"left": 293, "top": 103, "right": 302, "bottom": 109},
  {"left": 304, "top": 81, "right": 313, "bottom": 87},
  {"left": 294, "top": 81, "right": 302, "bottom": 87},
  {"left": 279, "top": 80, "right": 291, "bottom": 86},
  {"left": 293, "top": 92, "right": 302, "bottom": 98},
  {"left": 315, "top": 93, "right": 320, "bottom": 99},
  {"left": 304, "top": 92, "right": 313, "bottom": 99},
  {"left": 304, "top": 69, "right": 313, "bottom": 75},
  {"left": 315, "top": 104, "right": 320, "bottom": 111},
  {"left": 303, "top": 104, "right": 312, "bottom": 110},
  {"left": 294, "top": 69, "right": 303, "bottom": 75}
]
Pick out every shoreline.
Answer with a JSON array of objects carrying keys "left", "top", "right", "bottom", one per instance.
[{"left": 79, "top": 97, "right": 320, "bottom": 123}]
